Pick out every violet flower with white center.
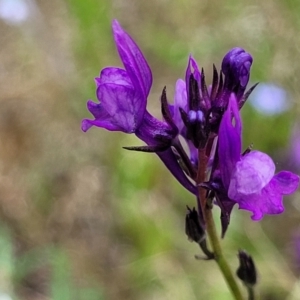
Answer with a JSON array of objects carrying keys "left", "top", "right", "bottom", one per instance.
[
  {"left": 218, "top": 95, "right": 299, "bottom": 221},
  {"left": 82, "top": 20, "right": 196, "bottom": 195}
]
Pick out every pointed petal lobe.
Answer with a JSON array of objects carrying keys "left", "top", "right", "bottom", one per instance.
[
  {"left": 272, "top": 171, "right": 299, "bottom": 194},
  {"left": 112, "top": 20, "right": 152, "bottom": 102}
]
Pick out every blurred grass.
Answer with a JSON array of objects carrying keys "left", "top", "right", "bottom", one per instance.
[{"left": 0, "top": 0, "right": 299, "bottom": 299}]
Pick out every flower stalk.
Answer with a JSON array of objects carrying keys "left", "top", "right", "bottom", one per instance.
[{"left": 197, "top": 148, "right": 244, "bottom": 300}]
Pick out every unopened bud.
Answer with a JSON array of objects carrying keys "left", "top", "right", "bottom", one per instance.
[
  {"left": 185, "top": 206, "right": 205, "bottom": 243},
  {"left": 236, "top": 250, "right": 257, "bottom": 287}
]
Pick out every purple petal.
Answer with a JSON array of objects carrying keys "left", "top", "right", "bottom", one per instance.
[
  {"left": 86, "top": 100, "right": 104, "bottom": 119},
  {"left": 272, "top": 171, "right": 300, "bottom": 194},
  {"left": 83, "top": 68, "right": 142, "bottom": 133},
  {"left": 81, "top": 101, "right": 122, "bottom": 132},
  {"left": 96, "top": 67, "right": 132, "bottom": 87},
  {"left": 95, "top": 67, "right": 146, "bottom": 130},
  {"left": 112, "top": 20, "right": 152, "bottom": 102},
  {"left": 228, "top": 151, "right": 275, "bottom": 199},
  {"left": 97, "top": 82, "right": 142, "bottom": 133},
  {"left": 218, "top": 95, "right": 241, "bottom": 188},
  {"left": 237, "top": 179, "right": 286, "bottom": 221},
  {"left": 81, "top": 118, "right": 121, "bottom": 132},
  {"left": 235, "top": 172, "right": 299, "bottom": 221}
]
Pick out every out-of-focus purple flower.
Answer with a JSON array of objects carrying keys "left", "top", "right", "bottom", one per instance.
[
  {"left": 82, "top": 20, "right": 196, "bottom": 194},
  {"left": 249, "top": 83, "right": 290, "bottom": 115},
  {"left": 218, "top": 95, "right": 299, "bottom": 221},
  {"left": 0, "top": 0, "right": 31, "bottom": 25}
]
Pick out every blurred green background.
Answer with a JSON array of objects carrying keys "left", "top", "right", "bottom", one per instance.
[{"left": 0, "top": 0, "right": 300, "bottom": 299}]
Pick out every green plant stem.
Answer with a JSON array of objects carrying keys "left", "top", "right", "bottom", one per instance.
[
  {"left": 197, "top": 148, "right": 244, "bottom": 300},
  {"left": 247, "top": 286, "right": 255, "bottom": 300}
]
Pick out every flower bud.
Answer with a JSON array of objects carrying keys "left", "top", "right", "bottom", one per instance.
[
  {"left": 236, "top": 250, "right": 257, "bottom": 287},
  {"left": 221, "top": 48, "right": 253, "bottom": 101},
  {"left": 185, "top": 206, "right": 205, "bottom": 243}
]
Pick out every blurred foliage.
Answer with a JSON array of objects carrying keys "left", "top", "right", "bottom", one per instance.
[{"left": 0, "top": 0, "right": 299, "bottom": 299}]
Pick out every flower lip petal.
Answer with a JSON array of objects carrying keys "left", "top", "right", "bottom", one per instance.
[
  {"left": 234, "top": 170, "right": 299, "bottom": 221},
  {"left": 237, "top": 177, "right": 286, "bottom": 221},
  {"left": 112, "top": 20, "right": 152, "bottom": 102},
  {"left": 82, "top": 101, "right": 123, "bottom": 132},
  {"left": 228, "top": 151, "right": 275, "bottom": 199},
  {"left": 97, "top": 82, "right": 140, "bottom": 133},
  {"left": 271, "top": 171, "right": 300, "bottom": 194},
  {"left": 96, "top": 67, "right": 146, "bottom": 130},
  {"left": 81, "top": 118, "right": 121, "bottom": 132},
  {"left": 96, "top": 67, "right": 132, "bottom": 87}
]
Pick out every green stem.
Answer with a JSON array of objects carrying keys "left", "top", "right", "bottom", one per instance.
[
  {"left": 247, "top": 286, "right": 255, "bottom": 300},
  {"left": 197, "top": 149, "right": 244, "bottom": 300}
]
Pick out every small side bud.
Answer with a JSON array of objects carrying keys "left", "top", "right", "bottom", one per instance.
[
  {"left": 236, "top": 250, "right": 257, "bottom": 287},
  {"left": 185, "top": 206, "right": 205, "bottom": 243},
  {"left": 185, "top": 206, "right": 214, "bottom": 260}
]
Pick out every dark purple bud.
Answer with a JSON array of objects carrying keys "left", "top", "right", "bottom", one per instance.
[
  {"left": 236, "top": 250, "right": 257, "bottom": 287},
  {"left": 185, "top": 206, "right": 205, "bottom": 244},
  {"left": 221, "top": 47, "right": 253, "bottom": 101},
  {"left": 222, "top": 48, "right": 253, "bottom": 86},
  {"left": 185, "top": 206, "right": 215, "bottom": 259}
]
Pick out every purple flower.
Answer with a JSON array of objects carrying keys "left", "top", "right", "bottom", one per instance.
[
  {"left": 81, "top": 20, "right": 152, "bottom": 133},
  {"left": 82, "top": 20, "right": 196, "bottom": 194},
  {"left": 218, "top": 95, "right": 299, "bottom": 221}
]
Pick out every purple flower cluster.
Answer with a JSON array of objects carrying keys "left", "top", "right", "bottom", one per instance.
[{"left": 82, "top": 20, "right": 299, "bottom": 233}]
